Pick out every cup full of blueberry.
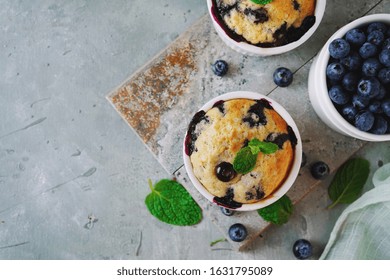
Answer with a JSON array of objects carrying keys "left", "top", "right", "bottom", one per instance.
[{"left": 308, "top": 14, "right": 390, "bottom": 141}]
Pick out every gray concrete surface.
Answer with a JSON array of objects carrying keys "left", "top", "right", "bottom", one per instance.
[{"left": 0, "top": 0, "right": 389, "bottom": 260}]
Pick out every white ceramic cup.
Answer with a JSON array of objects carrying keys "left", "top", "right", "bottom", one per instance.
[
  {"left": 308, "top": 14, "right": 390, "bottom": 141},
  {"left": 206, "top": 0, "right": 326, "bottom": 56},
  {"left": 183, "top": 91, "right": 302, "bottom": 211}
]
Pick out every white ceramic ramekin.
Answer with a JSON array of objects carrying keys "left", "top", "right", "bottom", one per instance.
[
  {"left": 206, "top": 0, "right": 326, "bottom": 56},
  {"left": 183, "top": 91, "right": 302, "bottom": 211},
  {"left": 308, "top": 14, "right": 390, "bottom": 141}
]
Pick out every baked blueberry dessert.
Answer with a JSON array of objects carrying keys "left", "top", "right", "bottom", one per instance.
[
  {"left": 185, "top": 98, "right": 297, "bottom": 208},
  {"left": 211, "top": 0, "right": 316, "bottom": 47}
]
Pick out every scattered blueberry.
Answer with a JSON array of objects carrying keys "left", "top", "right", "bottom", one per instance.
[
  {"left": 293, "top": 239, "right": 313, "bottom": 260},
  {"left": 378, "top": 68, "right": 390, "bottom": 84},
  {"left": 340, "top": 52, "right": 362, "bottom": 71},
  {"left": 326, "top": 62, "right": 345, "bottom": 81},
  {"left": 368, "top": 100, "right": 383, "bottom": 114},
  {"left": 342, "top": 72, "right": 359, "bottom": 91},
  {"left": 359, "top": 42, "right": 377, "bottom": 59},
  {"left": 357, "top": 77, "right": 381, "bottom": 99},
  {"left": 355, "top": 110, "right": 375, "bottom": 131},
  {"left": 345, "top": 28, "right": 366, "bottom": 46},
  {"left": 310, "top": 161, "right": 330, "bottom": 179},
  {"left": 352, "top": 94, "right": 370, "bottom": 109},
  {"left": 329, "top": 38, "right": 350, "bottom": 59},
  {"left": 379, "top": 49, "right": 390, "bottom": 67},
  {"left": 211, "top": 60, "right": 228, "bottom": 76},
  {"left": 342, "top": 104, "right": 358, "bottom": 122},
  {"left": 221, "top": 207, "right": 235, "bottom": 216},
  {"left": 382, "top": 100, "right": 390, "bottom": 117},
  {"left": 328, "top": 85, "right": 350, "bottom": 105},
  {"left": 370, "top": 116, "right": 388, "bottom": 135},
  {"left": 362, "top": 58, "right": 382, "bottom": 77},
  {"left": 367, "top": 22, "right": 388, "bottom": 34},
  {"left": 273, "top": 67, "right": 293, "bottom": 87},
  {"left": 367, "top": 30, "right": 385, "bottom": 46},
  {"left": 215, "top": 162, "right": 237, "bottom": 182},
  {"left": 228, "top": 223, "right": 248, "bottom": 242}
]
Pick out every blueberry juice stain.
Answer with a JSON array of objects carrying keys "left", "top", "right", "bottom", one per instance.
[
  {"left": 212, "top": 100, "right": 225, "bottom": 114},
  {"left": 243, "top": 99, "right": 273, "bottom": 127},
  {"left": 213, "top": 188, "right": 243, "bottom": 210},
  {"left": 185, "top": 110, "right": 209, "bottom": 156}
]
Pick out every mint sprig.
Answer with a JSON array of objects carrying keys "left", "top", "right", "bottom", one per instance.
[
  {"left": 145, "top": 179, "right": 202, "bottom": 226},
  {"left": 327, "top": 158, "right": 370, "bottom": 209},
  {"left": 233, "top": 146, "right": 258, "bottom": 174},
  {"left": 233, "top": 138, "right": 278, "bottom": 174},
  {"left": 248, "top": 138, "right": 278, "bottom": 155},
  {"left": 250, "top": 0, "right": 273, "bottom": 5},
  {"left": 258, "top": 195, "right": 293, "bottom": 225}
]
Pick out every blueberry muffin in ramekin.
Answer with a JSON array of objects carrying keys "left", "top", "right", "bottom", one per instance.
[
  {"left": 184, "top": 95, "right": 300, "bottom": 209},
  {"left": 211, "top": 0, "right": 317, "bottom": 47}
]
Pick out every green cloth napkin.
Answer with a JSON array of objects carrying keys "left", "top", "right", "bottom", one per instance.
[{"left": 320, "top": 163, "right": 390, "bottom": 260}]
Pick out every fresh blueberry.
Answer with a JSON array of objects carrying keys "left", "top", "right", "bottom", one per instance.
[
  {"left": 345, "top": 28, "right": 366, "bottom": 46},
  {"left": 357, "top": 77, "right": 381, "bottom": 99},
  {"left": 368, "top": 100, "right": 383, "bottom": 114},
  {"left": 342, "top": 104, "right": 358, "bottom": 122},
  {"left": 211, "top": 60, "right": 229, "bottom": 76},
  {"left": 382, "top": 100, "right": 390, "bottom": 117},
  {"left": 383, "top": 38, "right": 390, "bottom": 51},
  {"left": 379, "top": 50, "right": 390, "bottom": 67},
  {"left": 342, "top": 72, "right": 359, "bottom": 91},
  {"left": 378, "top": 68, "right": 390, "bottom": 84},
  {"left": 352, "top": 94, "right": 370, "bottom": 109},
  {"left": 370, "top": 116, "right": 388, "bottom": 135},
  {"left": 328, "top": 85, "right": 350, "bottom": 105},
  {"left": 375, "top": 86, "right": 387, "bottom": 100},
  {"left": 327, "top": 77, "right": 339, "bottom": 87},
  {"left": 367, "top": 22, "right": 388, "bottom": 34},
  {"left": 367, "top": 30, "right": 385, "bottom": 46},
  {"left": 362, "top": 58, "right": 382, "bottom": 77},
  {"left": 310, "top": 161, "right": 330, "bottom": 179},
  {"left": 355, "top": 110, "right": 375, "bottom": 131},
  {"left": 326, "top": 62, "right": 345, "bottom": 81},
  {"left": 329, "top": 38, "right": 350, "bottom": 59},
  {"left": 340, "top": 52, "right": 362, "bottom": 71},
  {"left": 221, "top": 207, "right": 235, "bottom": 216},
  {"left": 215, "top": 162, "right": 236, "bottom": 182},
  {"left": 293, "top": 239, "right": 313, "bottom": 260},
  {"left": 228, "top": 223, "right": 248, "bottom": 242},
  {"left": 273, "top": 67, "right": 293, "bottom": 87},
  {"left": 359, "top": 42, "right": 378, "bottom": 59}
]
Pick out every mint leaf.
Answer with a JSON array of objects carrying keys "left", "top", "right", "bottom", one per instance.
[
  {"left": 258, "top": 195, "right": 293, "bottom": 225},
  {"left": 250, "top": 0, "right": 273, "bottom": 4},
  {"left": 233, "top": 146, "right": 258, "bottom": 174},
  {"left": 145, "top": 179, "right": 202, "bottom": 226},
  {"left": 327, "top": 158, "right": 370, "bottom": 209},
  {"left": 248, "top": 138, "right": 278, "bottom": 155},
  {"left": 233, "top": 139, "right": 278, "bottom": 174}
]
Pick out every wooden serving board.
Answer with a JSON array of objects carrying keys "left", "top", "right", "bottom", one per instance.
[{"left": 107, "top": 0, "right": 388, "bottom": 250}]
